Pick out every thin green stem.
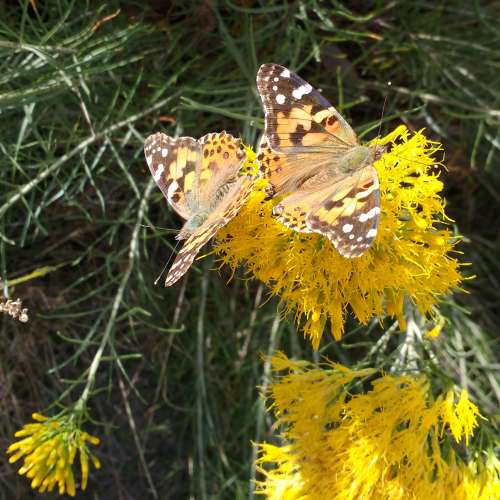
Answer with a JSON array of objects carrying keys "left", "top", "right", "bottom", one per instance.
[
  {"left": 76, "top": 178, "right": 155, "bottom": 410},
  {"left": 0, "top": 95, "right": 176, "bottom": 221}
]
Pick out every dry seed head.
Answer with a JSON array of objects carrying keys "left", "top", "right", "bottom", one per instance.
[{"left": 0, "top": 297, "right": 29, "bottom": 322}]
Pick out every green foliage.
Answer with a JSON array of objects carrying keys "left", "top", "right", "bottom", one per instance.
[{"left": 1, "top": 1, "right": 498, "bottom": 498}]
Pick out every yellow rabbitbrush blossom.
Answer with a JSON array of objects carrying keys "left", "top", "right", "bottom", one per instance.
[
  {"left": 256, "top": 353, "right": 499, "bottom": 500},
  {"left": 215, "top": 126, "right": 463, "bottom": 346},
  {"left": 7, "top": 413, "right": 100, "bottom": 496}
]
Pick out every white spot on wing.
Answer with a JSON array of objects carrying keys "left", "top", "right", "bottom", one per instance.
[
  {"left": 292, "top": 84, "right": 313, "bottom": 100},
  {"left": 349, "top": 234, "right": 354, "bottom": 240},
  {"left": 146, "top": 155, "right": 152, "bottom": 166},
  {"left": 359, "top": 207, "right": 380, "bottom": 222},
  {"left": 342, "top": 223, "right": 353, "bottom": 233},
  {"left": 366, "top": 228, "right": 377, "bottom": 239},
  {"left": 274, "top": 77, "right": 279, "bottom": 82},
  {"left": 167, "top": 180, "right": 179, "bottom": 199},
  {"left": 276, "top": 94, "right": 286, "bottom": 104},
  {"left": 154, "top": 164, "right": 164, "bottom": 182},
  {"left": 272, "top": 85, "right": 278, "bottom": 91},
  {"left": 161, "top": 148, "right": 168, "bottom": 157},
  {"left": 356, "top": 187, "right": 375, "bottom": 199},
  {"left": 280, "top": 69, "right": 290, "bottom": 78}
]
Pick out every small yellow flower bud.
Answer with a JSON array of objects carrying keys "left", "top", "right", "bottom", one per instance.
[
  {"left": 412, "top": 213, "right": 428, "bottom": 230},
  {"left": 31, "top": 413, "right": 47, "bottom": 421},
  {"left": 92, "top": 454, "right": 101, "bottom": 469}
]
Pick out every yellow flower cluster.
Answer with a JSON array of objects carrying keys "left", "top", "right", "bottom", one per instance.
[
  {"left": 6, "top": 413, "right": 100, "bottom": 496},
  {"left": 256, "top": 353, "right": 499, "bottom": 500},
  {"left": 215, "top": 126, "right": 463, "bottom": 347}
]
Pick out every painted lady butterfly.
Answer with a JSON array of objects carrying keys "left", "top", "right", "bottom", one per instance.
[
  {"left": 256, "top": 63, "right": 384, "bottom": 258},
  {"left": 144, "top": 131, "right": 255, "bottom": 286}
]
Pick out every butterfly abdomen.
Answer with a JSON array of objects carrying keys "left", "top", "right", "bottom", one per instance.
[{"left": 213, "top": 180, "right": 238, "bottom": 205}]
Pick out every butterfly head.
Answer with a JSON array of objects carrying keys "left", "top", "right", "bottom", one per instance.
[
  {"left": 176, "top": 212, "right": 209, "bottom": 240},
  {"left": 371, "top": 144, "right": 387, "bottom": 162}
]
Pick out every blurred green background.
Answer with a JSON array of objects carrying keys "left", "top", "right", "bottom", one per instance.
[{"left": 1, "top": 1, "right": 498, "bottom": 498}]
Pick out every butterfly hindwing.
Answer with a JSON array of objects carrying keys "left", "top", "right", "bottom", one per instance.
[
  {"left": 164, "top": 220, "right": 223, "bottom": 287},
  {"left": 257, "top": 136, "right": 298, "bottom": 195},
  {"left": 268, "top": 164, "right": 380, "bottom": 256},
  {"left": 306, "top": 166, "right": 380, "bottom": 257}
]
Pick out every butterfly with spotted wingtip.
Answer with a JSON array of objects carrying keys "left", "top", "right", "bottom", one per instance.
[
  {"left": 256, "top": 63, "right": 385, "bottom": 258},
  {"left": 144, "top": 131, "right": 256, "bottom": 286}
]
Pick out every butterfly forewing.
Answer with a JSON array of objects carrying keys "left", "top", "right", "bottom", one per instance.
[
  {"left": 256, "top": 63, "right": 358, "bottom": 151},
  {"left": 256, "top": 63, "right": 382, "bottom": 258},
  {"left": 144, "top": 133, "right": 201, "bottom": 219}
]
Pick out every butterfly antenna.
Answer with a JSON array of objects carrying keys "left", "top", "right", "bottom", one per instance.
[
  {"left": 154, "top": 239, "right": 182, "bottom": 285},
  {"left": 376, "top": 81, "right": 391, "bottom": 141},
  {"left": 374, "top": 82, "right": 441, "bottom": 168}
]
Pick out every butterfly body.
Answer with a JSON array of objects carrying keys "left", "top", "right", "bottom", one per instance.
[
  {"left": 144, "top": 131, "right": 255, "bottom": 286},
  {"left": 256, "top": 63, "right": 383, "bottom": 258},
  {"left": 338, "top": 145, "right": 374, "bottom": 173}
]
